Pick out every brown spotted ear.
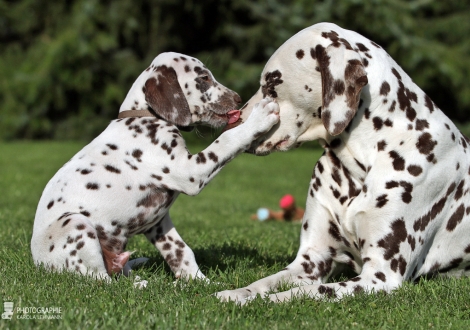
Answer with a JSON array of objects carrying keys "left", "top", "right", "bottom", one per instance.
[
  {"left": 315, "top": 42, "right": 368, "bottom": 136},
  {"left": 143, "top": 65, "right": 192, "bottom": 126}
]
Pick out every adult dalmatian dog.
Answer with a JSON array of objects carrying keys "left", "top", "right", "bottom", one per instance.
[
  {"left": 31, "top": 52, "right": 280, "bottom": 284},
  {"left": 217, "top": 22, "right": 470, "bottom": 304}
]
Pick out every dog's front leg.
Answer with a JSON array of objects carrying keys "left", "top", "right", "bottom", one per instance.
[
  {"left": 145, "top": 213, "right": 206, "bottom": 280},
  {"left": 216, "top": 199, "right": 339, "bottom": 303},
  {"left": 165, "top": 98, "right": 279, "bottom": 196}
]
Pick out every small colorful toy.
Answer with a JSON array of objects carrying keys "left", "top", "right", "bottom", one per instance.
[{"left": 252, "top": 194, "right": 304, "bottom": 222}]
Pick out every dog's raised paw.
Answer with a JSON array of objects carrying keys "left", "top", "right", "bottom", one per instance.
[{"left": 245, "top": 97, "right": 280, "bottom": 133}]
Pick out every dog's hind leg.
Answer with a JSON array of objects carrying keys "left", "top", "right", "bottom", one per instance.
[{"left": 31, "top": 213, "right": 110, "bottom": 280}]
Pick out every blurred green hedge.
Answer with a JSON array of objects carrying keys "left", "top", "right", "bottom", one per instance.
[{"left": 1, "top": 0, "right": 469, "bottom": 140}]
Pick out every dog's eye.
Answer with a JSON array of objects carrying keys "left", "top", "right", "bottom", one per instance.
[{"left": 201, "top": 75, "right": 210, "bottom": 82}]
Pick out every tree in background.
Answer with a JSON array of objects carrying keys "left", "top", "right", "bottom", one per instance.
[{"left": 0, "top": 0, "right": 469, "bottom": 140}]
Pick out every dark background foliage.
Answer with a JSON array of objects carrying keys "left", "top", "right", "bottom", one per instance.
[{"left": 1, "top": 0, "right": 469, "bottom": 140}]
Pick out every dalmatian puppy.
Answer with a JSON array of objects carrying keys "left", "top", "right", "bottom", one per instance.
[
  {"left": 217, "top": 23, "right": 470, "bottom": 304},
  {"left": 31, "top": 52, "right": 280, "bottom": 284}
]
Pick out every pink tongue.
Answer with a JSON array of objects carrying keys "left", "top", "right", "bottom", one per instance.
[{"left": 227, "top": 110, "right": 240, "bottom": 124}]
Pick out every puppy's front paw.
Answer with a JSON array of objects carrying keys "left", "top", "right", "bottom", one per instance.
[{"left": 244, "top": 97, "right": 280, "bottom": 135}]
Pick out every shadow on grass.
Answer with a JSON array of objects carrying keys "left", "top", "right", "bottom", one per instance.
[
  {"left": 133, "top": 242, "right": 361, "bottom": 284},
  {"left": 133, "top": 241, "right": 297, "bottom": 277},
  {"left": 194, "top": 242, "right": 297, "bottom": 272}
]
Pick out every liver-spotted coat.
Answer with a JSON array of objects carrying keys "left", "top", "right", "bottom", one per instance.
[
  {"left": 216, "top": 23, "right": 470, "bottom": 304},
  {"left": 31, "top": 52, "right": 279, "bottom": 284}
]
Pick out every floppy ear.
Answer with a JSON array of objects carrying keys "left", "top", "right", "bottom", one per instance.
[
  {"left": 143, "top": 65, "right": 192, "bottom": 126},
  {"left": 315, "top": 42, "right": 368, "bottom": 136}
]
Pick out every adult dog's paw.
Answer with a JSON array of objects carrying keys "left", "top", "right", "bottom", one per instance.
[{"left": 214, "top": 288, "right": 256, "bottom": 305}]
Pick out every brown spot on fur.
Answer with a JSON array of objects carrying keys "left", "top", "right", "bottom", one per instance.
[
  {"left": 390, "top": 255, "right": 407, "bottom": 275},
  {"left": 151, "top": 174, "right": 162, "bottom": 181},
  {"left": 104, "top": 165, "right": 121, "bottom": 174},
  {"left": 415, "top": 119, "right": 429, "bottom": 131},
  {"left": 380, "top": 81, "right": 390, "bottom": 96},
  {"left": 86, "top": 182, "right": 99, "bottom": 190},
  {"left": 416, "top": 132, "right": 437, "bottom": 155},
  {"left": 95, "top": 225, "right": 107, "bottom": 240},
  {"left": 464, "top": 245, "right": 470, "bottom": 253},
  {"left": 196, "top": 152, "right": 207, "bottom": 164},
  {"left": 318, "top": 285, "right": 337, "bottom": 298},
  {"left": 331, "top": 168, "right": 342, "bottom": 186},
  {"left": 424, "top": 94, "right": 434, "bottom": 112},
  {"left": 377, "top": 219, "right": 407, "bottom": 260},
  {"left": 328, "top": 221, "right": 342, "bottom": 242},
  {"left": 378, "top": 140, "right": 387, "bottom": 151},
  {"left": 353, "top": 285, "right": 364, "bottom": 293},
  {"left": 407, "top": 165, "right": 423, "bottom": 176},
  {"left": 376, "top": 194, "right": 388, "bottom": 208},
  {"left": 328, "top": 151, "right": 341, "bottom": 168},
  {"left": 162, "top": 242, "right": 171, "bottom": 250},
  {"left": 389, "top": 151, "right": 405, "bottom": 171},
  {"left": 80, "top": 211, "right": 90, "bottom": 217},
  {"left": 262, "top": 70, "right": 283, "bottom": 98},
  {"left": 454, "top": 180, "right": 465, "bottom": 200},
  {"left": 407, "top": 235, "right": 416, "bottom": 251},
  {"left": 356, "top": 43, "right": 369, "bottom": 52},
  {"left": 426, "top": 153, "right": 436, "bottom": 163},
  {"left": 446, "top": 204, "right": 465, "bottom": 231},
  {"left": 373, "top": 117, "right": 383, "bottom": 130},
  {"left": 384, "top": 119, "right": 393, "bottom": 127},
  {"left": 385, "top": 181, "right": 399, "bottom": 189},
  {"left": 392, "top": 68, "right": 402, "bottom": 80}
]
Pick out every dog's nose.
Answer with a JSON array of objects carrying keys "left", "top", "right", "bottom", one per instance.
[{"left": 233, "top": 94, "right": 242, "bottom": 104}]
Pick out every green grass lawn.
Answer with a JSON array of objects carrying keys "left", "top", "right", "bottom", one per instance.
[{"left": 0, "top": 141, "right": 469, "bottom": 329}]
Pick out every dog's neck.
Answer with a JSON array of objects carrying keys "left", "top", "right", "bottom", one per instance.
[{"left": 320, "top": 96, "right": 376, "bottom": 185}]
